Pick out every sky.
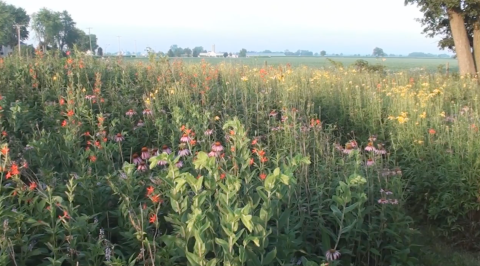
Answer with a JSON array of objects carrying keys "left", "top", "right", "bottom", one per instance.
[{"left": 7, "top": 0, "right": 450, "bottom": 55}]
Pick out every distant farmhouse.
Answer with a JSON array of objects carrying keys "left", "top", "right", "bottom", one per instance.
[{"left": 199, "top": 45, "right": 239, "bottom": 58}]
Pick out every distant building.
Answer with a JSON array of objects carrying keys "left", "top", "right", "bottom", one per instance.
[
  {"left": 198, "top": 44, "right": 237, "bottom": 58},
  {"left": 0, "top": 45, "right": 14, "bottom": 57}
]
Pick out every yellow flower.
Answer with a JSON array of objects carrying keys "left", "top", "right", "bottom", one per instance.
[
  {"left": 440, "top": 111, "right": 445, "bottom": 117},
  {"left": 170, "top": 89, "right": 175, "bottom": 94},
  {"left": 419, "top": 112, "right": 426, "bottom": 119},
  {"left": 241, "top": 76, "right": 248, "bottom": 81},
  {"left": 397, "top": 116, "right": 408, "bottom": 124},
  {"left": 214, "top": 116, "right": 220, "bottom": 121},
  {"left": 82, "top": 88, "right": 86, "bottom": 92},
  {"left": 53, "top": 76, "right": 57, "bottom": 81}
]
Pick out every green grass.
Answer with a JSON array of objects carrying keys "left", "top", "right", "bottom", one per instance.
[{"left": 124, "top": 56, "right": 458, "bottom": 72}]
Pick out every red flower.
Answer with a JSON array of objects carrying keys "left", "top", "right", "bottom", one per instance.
[
  {"left": 146, "top": 186, "right": 154, "bottom": 196},
  {"left": 29, "top": 182, "right": 37, "bottom": 191},
  {"left": 149, "top": 214, "right": 157, "bottom": 223},
  {"left": 259, "top": 173, "right": 267, "bottom": 180},
  {"left": 220, "top": 173, "right": 226, "bottom": 179},
  {"left": 61, "top": 120, "right": 67, "bottom": 127}
]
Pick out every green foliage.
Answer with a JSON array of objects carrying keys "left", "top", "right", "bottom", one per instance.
[
  {"left": 0, "top": 53, "right": 469, "bottom": 265},
  {"left": 0, "top": 1, "right": 30, "bottom": 47},
  {"left": 372, "top": 47, "right": 386, "bottom": 57}
]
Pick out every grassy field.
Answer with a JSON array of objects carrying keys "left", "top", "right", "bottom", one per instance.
[
  {"left": 124, "top": 56, "right": 458, "bottom": 72},
  {"left": 1, "top": 52, "right": 479, "bottom": 265}
]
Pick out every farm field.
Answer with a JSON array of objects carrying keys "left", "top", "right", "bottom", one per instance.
[
  {"left": 123, "top": 56, "right": 458, "bottom": 72},
  {"left": 1, "top": 52, "right": 480, "bottom": 266}
]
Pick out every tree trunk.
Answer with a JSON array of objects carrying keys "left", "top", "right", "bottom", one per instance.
[
  {"left": 448, "top": 8, "right": 477, "bottom": 75},
  {"left": 473, "top": 20, "right": 480, "bottom": 75}
]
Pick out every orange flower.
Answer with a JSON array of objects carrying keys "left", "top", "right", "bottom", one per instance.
[
  {"left": 89, "top": 155, "right": 97, "bottom": 162},
  {"left": 61, "top": 120, "right": 67, "bottom": 127},
  {"left": 260, "top": 157, "right": 268, "bottom": 163},
  {"left": 1, "top": 131, "right": 6, "bottom": 137},
  {"left": 259, "top": 173, "right": 267, "bottom": 180},
  {"left": 428, "top": 128, "right": 436, "bottom": 135},
  {"left": 251, "top": 139, "right": 257, "bottom": 145},
  {"left": 67, "top": 110, "right": 74, "bottom": 117},
  {"left": 151, "top": 194, "right": 162, "bottom": 203},
  {"left": 1, "top": 146, "right": 9, "bottom": 155},
  {"left": 231, "top": 147, "right": 235, "bottom": 152},
  {"left": 149, "top": 213, "right": 157, "bottom": 223},
  {"left": 29, "top": 182, "right": 37, "bottom": 191},
  {"left": 190, "top": 139, "right": 197, "bottom": 146},
  {"left": 10, "top": 163, "right": 19, "bottom": 175},
  {"left": 258, "top": 150, "right": 266, "bottom": 157},
  {"left": 146, "top": 186, "right": 154, "bottom": 196},
  {"left": 59, "top": 98, "right": 65, "bottom": 105},
  {"left": 220, "top": 173, "right": 226, "bottom": 179},
  {"left": 249, "top": 158, "right": 254, "bottom": 165},
  {"left": 230, "top": 130, "right": 235, "bottom": 135},
  {"left": 59, "top": 210, "right": 70, "bottom": 219}
]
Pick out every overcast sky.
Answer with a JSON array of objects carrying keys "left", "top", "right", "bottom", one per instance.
[{"left": 8, "top": 0, "right": 448, "bottom": 55}]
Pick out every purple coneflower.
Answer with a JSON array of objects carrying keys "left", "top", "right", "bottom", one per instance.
[
  {"left": 126, "top": 109, "right": 136, "bottom": 117},
  {"left": 204, "top": 129, "right": 213, "bottom": 136},
  {"left": 325, "top": 249, "right": 341, "bottom": 261},
  {"left": 389, "top": 199, "right": 399, "bottom": 205},
  {"left": 366, "top": 158, "right": 375, "bottom": 166},
  {"left": 114, "top": 133, "right": 124, "bottom": 143},
  {"left": 143, "top": 109, "right": 153, "bottom": 116},
  {"left": 178, "top": 148, "right": 190, "bottom": 157},
  {"left": 364, "top": 142, "right": 375, "bottom": 152},
  {"left": 137, "top": 162, "right": 147, "bottom": 172},
  {"left": 132, "top": 153, "right": 143, "bottom": 165},
  {"left": 137, "top": 120, "right": 145, "bottom": 127},
  {"left": 85, "top": 95, "right": 96, "bottom": 100},
  {"left": 211, "top": 142, "right": 224, "bottom": 152},
  {"left": 208, "top": 150, "right": 220, "bottom": 157},
  {"left": 180, "top": 134, "right": 191, "bottom": 143},
  {"left": 378, "top": 198, "right": 389, "bottom": 204},
  {"left": 269, "top": 110, "right": 278, "bottom": 117},
  {"left": 161, "top": 145, "right": 171, "bottom": 154},
  {"left": 141, "top": 147, "right": 150, "bottom": 160},
  {"left": 175, "top": 161, "right": 183, "bottom": 168}
]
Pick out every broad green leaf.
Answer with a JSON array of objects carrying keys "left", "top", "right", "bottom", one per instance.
[
  {"left": 186, "top": 251, "right": 201, "bottom": 266},
  {"left": 241, "top": 214, "right": 254, "bottom": 232},
  {"left": 262, "top": 248, "right": 277, "bottom": 265}
]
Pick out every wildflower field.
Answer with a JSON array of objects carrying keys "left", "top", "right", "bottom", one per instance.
[{"left": 0, "top": 51, "right": 480, "bottom": 266}]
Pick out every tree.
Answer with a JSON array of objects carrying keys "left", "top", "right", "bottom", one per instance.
[
  {"left": 192, "top": 46, "right": 204, "bottom": 57},
  {"left": 56, "top": 11, "right": 78, "bottom": 50},
  {"left": 405, "top": 0, "right": 479, "bottom": 75},
  {"left": 229, "top": 52, "right": 232, "bottom": 57},
  {"left": 167, "top": 49, "right": 174, "bottom": 57},
  {"left": 97, "top": 47, "right": 103, "bottom": 56},
  {"left": 174, "top": 47, "right": 184, "bottom": 57},
  {"left": 223, "top": 52, "right": 228, "bottom": 57},
  {"left": 239, "top": 48, "right": 247, "bottom": 57},
  {"left": 74, "top": 29, "right": 98, "bottom": 53},
  {"left": 373, "top": 47, "right": 386, "bottom": 57},
  {"left": 31, "top": 8, "right": 62, "bottom": 51},
  {"left": 184, "top": 47, "right": 192, "bottom": 57},
  {"left": 320, "top": 50, "right": 326, "bottom": 56},
  {"left": 0, "top": 1, "right": 30, "bottom": 48}
]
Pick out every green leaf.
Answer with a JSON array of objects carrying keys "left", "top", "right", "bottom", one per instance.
[
  {"left": 215, "top": 238, "right": 230, "bottom": 253},
  {"left": 264, "top": 173, "right": 276, "bottom": 191},
  {"left": 193, "top": 151, "right": 209, "bottom": 170},
  {"left": 273, "top": 167, "right": 280, "bottom": 177},
  {"left": 186, "top": 251, "right": 201, "bottom": 266},
  {"left": 262, "top": 248, "right": 277, "bottom": 265},
  {"left": 341, "top": 221, "right": 357, "bottom": 234},
  {"left": 344, "top": 202, "right": 360, "bottom": 213},
  {"left": 241, "top": 214, "right": 254, "bottom": 232},
  {"left": 370, "top": 248, "right": 381, "bottom": 256},
  {"left": 239, "top": 246, "right": 247, "bottom": 263},
  {"left": 206, "top": 259, "right": 218, "bottom": 266}
]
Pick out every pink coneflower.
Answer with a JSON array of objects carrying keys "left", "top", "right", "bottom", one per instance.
[
  {"left": 378, "top": 198, "right": 389, "bottom": 204},
  {"left": 114, "top": 133, "right": 124, "bottom": 142},
  {"left": 269, "top": 110, "right": 278, "bottom": 117},
  {"left": 137, "top": 120, "right": 145, "bottom": 127},
  {"left": 334, "top": 143, "right": 343, "bottom": 152},
  {"left": 161, "top": 145, "right": 171, "bottom": 154},
  {"left": 375, "top": 148, "right": 387, "bottom": 155},
  {"left": 343, "top": 143, "right": 354, "bottom": 154},
  {"left": 211, "top": 142, "right": 224, "bottom": 152},
  {"left": 157, "top": 159, "right": 168, "bottom": 166},
  {"left": 85, "top": 95, "right": 96, "bottom": 100},
  {"left": 281, "top": 116, "right": 288, "bottom": 122},
  {"left": 204, "top": 129, "right": 213, "bottom": 136},
  {"left": 349, "top": 140, "right": 358, "bottom": 148},
  {"left": 151, "top": 148, "right": 158, "bottom": 156},
  {"left": 389, "top": 199, "right": 399, "bottom": 205},
  {"left": 368, "top": 135, "right": 377, "bottom": 142},
  {"left": 178, "top": 148, "right": 190, "bottom": 157},
  {"left": 364, "top": 142, "right": 375, "bottom": 152},
  {"left": 180, "top": 134, "right": 191, "bottom": 143},
  {"left": 366, "top": 158, "right": 375, "bottom": 166},
  {"left": 175, "top": 161, "right": 183, "bottom": 168},
  {"left": 137, "top": 162, "right": 147, "bottom": 172},
  {"left": 141, "top": 147, "right": 150, "bottom": 160},
  {"left": 132, "top": 153, "right": 143, "bottom": 165},
  {"left": 325, "top": 249, "right": 341, "bottom": 261},
  {"left": 126, "top": 109, "right": 136, "bottom": 117},
  {"left": 208, "top": 150, "right": 220, "bottom": 157},
  {"left": 143, "top": 109, "right": 153, "bottom": 116}
]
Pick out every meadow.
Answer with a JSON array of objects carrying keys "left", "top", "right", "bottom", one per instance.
[
  {"left": 125, "top": 56, "right": 458, "bottom": 72},
  {"left": 0, "top": 51, "right": 479, "bottom": 266}
]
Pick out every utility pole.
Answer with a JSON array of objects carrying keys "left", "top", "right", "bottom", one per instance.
[
  {"left": 117, "top": 36, "right": 121, "bottom": 55},
  {"left": 86, "top": 27, "right": 93, "bottom": 53},
  {"left": 13, "top": 24, "right": 26, "bottom": 55}
]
